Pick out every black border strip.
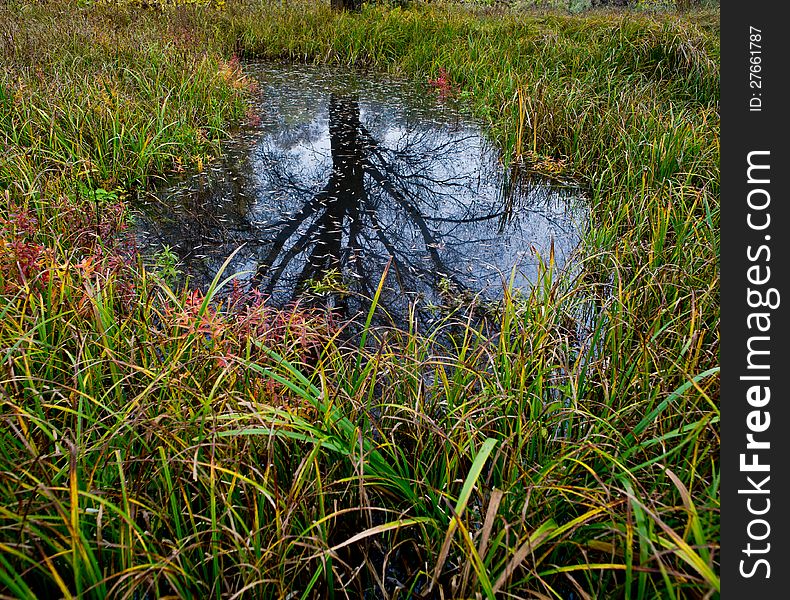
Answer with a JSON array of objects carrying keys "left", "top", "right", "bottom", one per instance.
[{"left": 722, "top": 2, "right": 787, "bottom": 595}]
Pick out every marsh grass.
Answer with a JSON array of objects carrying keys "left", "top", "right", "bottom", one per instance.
[{"left": 1, "top": 1, "right": 719, "bottom": 597}]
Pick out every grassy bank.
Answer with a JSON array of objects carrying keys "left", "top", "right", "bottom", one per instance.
[{"left": 0, "top": 1, "right": 719, "bottom": 598}]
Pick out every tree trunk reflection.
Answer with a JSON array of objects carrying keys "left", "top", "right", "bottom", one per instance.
[{"left": 134, "top": 70, "right": 584, "bottom": 325}]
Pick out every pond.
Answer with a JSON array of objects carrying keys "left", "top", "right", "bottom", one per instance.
[{"left": 133, "top": 63, "right": 588, "bottom": 324}]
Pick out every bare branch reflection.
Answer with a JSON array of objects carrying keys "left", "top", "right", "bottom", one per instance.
[{"left": 134, "top": 66, "right": 585, "bottom": 322}]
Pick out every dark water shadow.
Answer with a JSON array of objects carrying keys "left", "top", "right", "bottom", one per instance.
[{"left": 133, "top": 63, "right": 588, "bottom": 326}]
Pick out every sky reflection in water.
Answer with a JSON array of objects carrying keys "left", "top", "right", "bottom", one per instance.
[{"left": 134, "top": 64, "right": 587, "bottom": 321}]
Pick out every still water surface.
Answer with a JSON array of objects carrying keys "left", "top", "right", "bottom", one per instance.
[{"left": 134, "top": 63, "right": 587, "bottom": 321}]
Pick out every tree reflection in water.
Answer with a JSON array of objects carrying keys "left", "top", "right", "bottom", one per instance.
[{"left": 134, "top": 66, "right": 586, "bottom": 323}]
